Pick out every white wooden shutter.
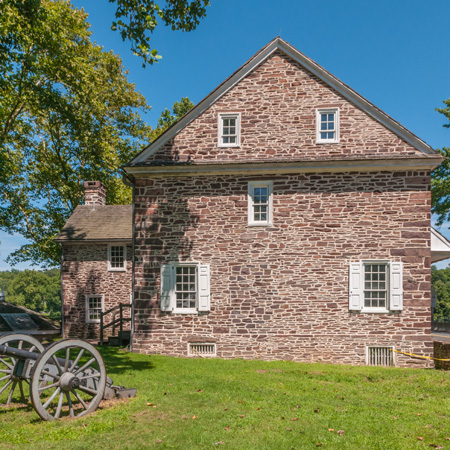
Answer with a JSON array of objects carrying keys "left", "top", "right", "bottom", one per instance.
[
  {"left": 349, "top": 262, "right": 363, "bottom": 311},
  {"left": 160, "top": 265, "right": 174, "bottom": 311},
  {"left": 198, "top": 264, "right": 210, "bottom": 312},
  {"left": 389, "top": 261, "right": 403, "bottom": 311}
]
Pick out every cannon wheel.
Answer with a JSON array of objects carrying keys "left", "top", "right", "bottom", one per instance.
[
  {"left": 30, "top": 339, "right": 106, "bottom": 421},
  {"left": 0, "top": 334, "right": 45, "bottom": 405}
]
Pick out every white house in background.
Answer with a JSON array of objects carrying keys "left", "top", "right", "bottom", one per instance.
[{"left": 431, "top": 228, "right": 450, "bottom": 264}]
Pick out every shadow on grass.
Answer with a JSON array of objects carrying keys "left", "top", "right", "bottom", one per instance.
[
  {"left": 0, "top": 403, "right": 34, "bottom": 414},
  {"left": 97, "top": 346, "right": 154, "bottom": 375}
]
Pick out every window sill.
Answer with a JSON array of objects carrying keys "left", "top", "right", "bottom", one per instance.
[
  {"left": 360, "top": 308, "right": 390, "bottom": 314},
  {"left": 316, "top": 140, "right": 339, "bottom": 144},
  {"left": 248, "top": 222, "right": 273, "bottom": 227},
  {"left": 108, "top": 268, "right": 127, "bottom": 272},
  {"left": 172, "top": 309, "right": 198, "bottom": 315},
  {"left": 218, "top": 144, "right": 240, "bottom": 148},
  {"left": 86, "top": 320, "right": 100, "bottom": 324}
]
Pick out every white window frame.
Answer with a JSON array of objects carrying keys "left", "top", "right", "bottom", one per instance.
[
  {"left": 173, "top": 262, "right": 199, "bottom": 314},
  {"left": 361, "top": 260, "right": 390, "bottom": 314},
  {"left": 316, "top": 108, "right": 339, "bottom": 144},
  {"left": 248, "top": 181, "right": 273, "bottom": 226},
  {"left": 108, "top": 244, "right": 127, "bottom": 272},
  {"left": 85, "top": 294, "right": 104, "bottom": 324},
  {"left": 218, "top": 112, "right": 241, "bottom": 147}
]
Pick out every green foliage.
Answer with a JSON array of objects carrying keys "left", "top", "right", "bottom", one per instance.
[
  {"left": 0, "top": 269, "right": 61, "bottom": 318},
  {"left": 110, "top": 0, "right": 210, "bottom": 66},
  {"left": 431, "top": 264, "right": 450, "bottom": 320},
  {"left": 2, "top": 350, "right": 450, "bottom": 448},
  {"left": 151, "top": 96, "right": 194, "bottom": 139},
  {"left": 431, "top": 99, "right": 450, "bottom": 224},
  {"left": 0, "top": 0, "right": 153, "bottom": 267}
]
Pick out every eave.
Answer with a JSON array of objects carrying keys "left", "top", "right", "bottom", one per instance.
[{"left": 124, "top": 156, "right": 443, "bottom": 178}]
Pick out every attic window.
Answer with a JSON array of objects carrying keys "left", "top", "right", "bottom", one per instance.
[
  {"left": 316, "top": 108, "right": 339, "bottom": 143},
  {"left": 218, "top": 113, "right": 240, "bottom": 147}
]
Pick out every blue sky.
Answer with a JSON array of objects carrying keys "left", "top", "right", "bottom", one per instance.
[{"left": 1, "top": 0, "right": 450, "bottom": 270}]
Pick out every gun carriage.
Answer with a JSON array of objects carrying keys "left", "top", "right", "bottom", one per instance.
[{"left": 0, "top": 334, "right": 136, "bottom": 421}]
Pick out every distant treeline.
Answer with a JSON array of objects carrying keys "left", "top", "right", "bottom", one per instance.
[{"left": 0, "top": 269, "right": 61, "bottom": 320}]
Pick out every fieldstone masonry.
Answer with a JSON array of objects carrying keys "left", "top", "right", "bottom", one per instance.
[
  {"left": 130, "top": 48, "right": 437, "bottom": 367},
  {"left": 62, "top": 244, "right": 132, "bottom": 339},
  {"left": 84, "top": 181, "right": 106, "bottom": 206},
  {"left": 133, "top": 171, "right": 433, "bottom": 367}
]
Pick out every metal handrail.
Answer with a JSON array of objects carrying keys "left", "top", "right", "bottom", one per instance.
[{"left": 100, "top": 303, "right": 132, "bottom": 346}]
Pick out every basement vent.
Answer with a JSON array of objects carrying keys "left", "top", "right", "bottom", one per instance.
[
  {"left": 366, "top": 346, "right": 394, "bottom": 366},
  {"left": 188, "top": 343, "right": 216, "bottom": 357}
]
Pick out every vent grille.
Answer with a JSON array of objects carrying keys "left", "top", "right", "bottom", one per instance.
[
  {"left": 188, "top": 343, "right": 216, "bottom": 357},
  {"left": 366, "top": 346, "right": 394, "bottom": 366}
]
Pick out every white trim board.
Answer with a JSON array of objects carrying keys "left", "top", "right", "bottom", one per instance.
[
  {"left": 124, "top": 157, "right": 442, "bottom": 177},
  {"left": 431, "top": 228, "right": 450, "bottom": 263},
  {"left": 127, "top": 37, "right": 437, "bottom": 167}
]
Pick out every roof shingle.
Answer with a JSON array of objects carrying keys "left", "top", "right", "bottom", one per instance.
[{"left": 55, "top": 205, "right": 132, "bottom": 242}]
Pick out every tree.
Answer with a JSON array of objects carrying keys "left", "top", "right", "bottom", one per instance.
[
  {"left": 110, "top": 0, "right": 210, "bottom": 66},
  {"left": 432, "top": 99, "right": 450, "bottom": 224},
  {"left": 0, "top": 1, "right": 196, "bottom": 268},
  {"left": 431, "top": 265, "right": 450, "bottom": 321},
  {"left": 0, "top": 269, "right": 61, "bottom": 319},
  {"left": 150, "top": 97, "right": 194, "bottom": 139},
  {"left": 0, "top": 0, "right": 153, "bottom": 267}
]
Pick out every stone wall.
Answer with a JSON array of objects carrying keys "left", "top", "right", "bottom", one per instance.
[
  {"left": 132, "top": 171, "right": 433, "bottom": 367},
  {"left": 148, "top": 51, "right": 424, "bottom": 164},
  {"left": 434, "top": 341, "right": 450, "bottom": 370},
  {"left": 62, "top": 243, "right": 132, "bottom": 339}
]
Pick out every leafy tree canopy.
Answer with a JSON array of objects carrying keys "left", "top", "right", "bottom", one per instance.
[
  {"left": 0, "top": 269, "right": 61, "bottom": 319},
  {"left": 0, "top": 0, "right": 194, "bottom": 268},
  {"left": 432, "top": 265, "right": 450, "bottom": 321},
  {"left": 110, "top": 0, "right": 210, "bottom": 66},
  {"left": 432, "top": 99, "right": 450, "bottom": 225}
]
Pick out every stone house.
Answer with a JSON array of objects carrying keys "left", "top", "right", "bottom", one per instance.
[
  {"left": 55, "top": 181, "right": 132, "bottom": 339},
  {"left": 59, "top": 38, "right": 449, "bottom": 367},
  {"left": 123, "top": 37, "right": 445, "bottom": 367}
]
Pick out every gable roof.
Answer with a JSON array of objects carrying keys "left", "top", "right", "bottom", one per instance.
[
  {"left": 54, "top": 205, "right": 132, "bottom": 243},
  {"left": 127, "top": 37, "right": 437, "bottom": 167}
]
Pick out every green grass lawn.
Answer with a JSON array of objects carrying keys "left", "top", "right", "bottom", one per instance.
[{"left": 2, "top": 347, "right": 450, "bottom": 449}]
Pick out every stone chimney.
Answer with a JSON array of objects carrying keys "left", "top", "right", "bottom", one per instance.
[
  {"left": 84, "top": 181, "right": 106, "bottom": 206},
  {"left": 0, "top": 283, "right": 5, "bottom": 302}
]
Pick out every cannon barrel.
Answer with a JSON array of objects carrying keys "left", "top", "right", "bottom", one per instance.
[
  {"left": 0, "top": 343, "right": 42, "bottom": 361},
  {"left": 0, "top": 344, "right": 67, "bottom": 367}
]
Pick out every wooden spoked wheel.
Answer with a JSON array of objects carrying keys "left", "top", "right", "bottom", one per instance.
[
  {"left": 30, "top": 339, "right": 106, "bottom": 421},
  {"left": 0, "top": 334, "right": 44, "bottom": 405}
]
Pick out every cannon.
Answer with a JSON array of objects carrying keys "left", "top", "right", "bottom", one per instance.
[{"left": 0, "top": 334, "right": 136, "bottom": 421}]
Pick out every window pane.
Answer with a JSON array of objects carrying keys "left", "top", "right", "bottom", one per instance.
[
  {"left": 175, "top": 266, "right": 197, "bottom": 310},
  {"left": 363, "top": 263, "right": 388, "bottom": 309}
]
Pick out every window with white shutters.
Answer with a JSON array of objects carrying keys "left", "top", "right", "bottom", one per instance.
[
  {"left": 160, "top": 263, "right": 210, "bottom": 314},
  {"left": 349, "top": 261, "right": 403, "bottom": 313}
]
